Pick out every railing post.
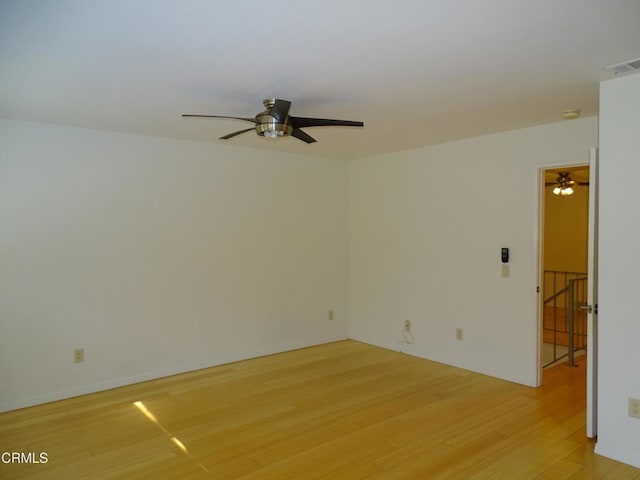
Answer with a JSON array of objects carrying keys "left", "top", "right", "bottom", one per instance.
[{"left": 567, "top": 279, "right": 575, "bottom": 367}]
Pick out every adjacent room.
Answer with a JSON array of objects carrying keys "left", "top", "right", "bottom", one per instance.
[{"left": 1, "top": 1, "right": 640, "bottom": 478}]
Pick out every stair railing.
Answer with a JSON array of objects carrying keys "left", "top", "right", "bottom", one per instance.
[{"left": 543, "top": 271, "right": 588, "bottom": 367}]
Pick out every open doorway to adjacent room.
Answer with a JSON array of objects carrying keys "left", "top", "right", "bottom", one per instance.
[{"left": 540, "top": 165, "right": 590, "bottom": 372}]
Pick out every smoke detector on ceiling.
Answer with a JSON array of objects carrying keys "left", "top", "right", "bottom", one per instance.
[
  {"left": 561, "top": 109, "right": 581, "bottom": 120},
  {"left": 604, "top": 58, "right": 640, "bottom": 76}
]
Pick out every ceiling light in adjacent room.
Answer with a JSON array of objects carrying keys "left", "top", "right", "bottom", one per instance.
[
  {"left": 552, "top": 171, "right": 576, "bottom": 196},
  {"left": 553, "top": 185, "right": 574, "bottom": 196}
]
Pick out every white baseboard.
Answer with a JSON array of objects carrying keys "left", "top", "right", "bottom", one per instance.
[
  {"left": 0, "top": 335, "right": 348, "bottom": 413},
  {"left": 595, "top": 442, "right": 640, "bottom": 469}
]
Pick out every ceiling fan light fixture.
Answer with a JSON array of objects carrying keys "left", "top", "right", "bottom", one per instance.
[
  {"left": 556, "top": 186, "right": 574, "bottom": 196},
  {"left": 256, "top": 121, "right": 292, "bottom": 139},
  {"left": 551, "top": 171, "right": 576, "bottom": 196},
  {"left": 262, "top": 130, "right": 284, "bottom": 139}
]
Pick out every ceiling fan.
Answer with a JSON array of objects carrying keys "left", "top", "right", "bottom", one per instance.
[
  {"left": 545, "top": 171, "right": 589, "bottom": 196},
  {"left": 182, "top": 98, "right": 364, "bottom": 144}
]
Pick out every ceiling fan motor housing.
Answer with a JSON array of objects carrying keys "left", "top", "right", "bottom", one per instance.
[
  {"left": 255, "top": 98, "right": 293, "bottom": 138},
  {"left": 557, "top": 172, "right": 576, "bottom": 187},
  {"left": 255, "top": 111, "right": 293, "bottom": 138}
]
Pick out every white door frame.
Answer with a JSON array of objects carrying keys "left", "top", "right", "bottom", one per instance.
[{"left": 586, "top": 147, "right": 598, "bottom": 438}]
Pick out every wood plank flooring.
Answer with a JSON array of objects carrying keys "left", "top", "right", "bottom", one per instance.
[{"left": 1, "top": 340, "right": 639, "bottom": 479}]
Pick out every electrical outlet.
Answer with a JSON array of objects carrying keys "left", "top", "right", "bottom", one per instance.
[
  {"left": 404, "top": 320, "right": 411, "bottom": 331},
  {"left": 456, "top": 328, "right": 463, "bottom": 341},
  {"left": 629, "top": 398, "right": 640, "bottom": 419},
  {"left": 328, "top": 310, "right": 334, "bottom": 321},
  {"left": 74, "top": 348, "right": 85, "bottom": 363}
]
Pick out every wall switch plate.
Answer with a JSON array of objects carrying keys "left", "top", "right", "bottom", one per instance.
[
  {"left": 501, "top": 265, "right": 510, "bottom": 278},
  {"left": 74, "top": 348, "right": 85, "bottom": 363},
  {"left": 629, "top": 398, "right": 640, "bottom": 419},
  {"left": 456, "top": 328, "right": 463, "bottom": 341},
  {"left": 328, "top": 310, "right": 334, "bottom": 321},
  {"left": 404, "top": 320, "right": 411, "bottom": 331}
]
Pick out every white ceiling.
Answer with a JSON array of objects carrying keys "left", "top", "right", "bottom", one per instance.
[{"left": 1, "top": 0, "right": 639, "bottom": 160}]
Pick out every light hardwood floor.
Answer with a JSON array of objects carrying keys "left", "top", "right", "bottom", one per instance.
[{"left": 1, "top": 340, "right": 639, "bottom": 479}]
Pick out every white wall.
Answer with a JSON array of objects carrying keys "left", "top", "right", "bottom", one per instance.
[
  {"left": 543, "top": 184, "right": 589, "bottom": 273},
  {"left": 596, "top": 73, "right": 640, "bottom": 468},
  {"left": 348, "top": 117, "right": 598, "bottom": 386},
  {"left": 0, "top": 119, "right": 349, "bottom": 412},
  {"left": 0, "top": 113, "right": 607, "bottom": 416}
]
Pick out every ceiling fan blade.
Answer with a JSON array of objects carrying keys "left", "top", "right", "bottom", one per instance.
[
  {"left": 289, "top": 116, "right": 364, "bottom": 128},
  {"left": 268, "top": 99, "right": 292, "bottom": 123},
  {"left": 219, "top": 127, "right": 255, "bottom": 140},
  {"left": 291, "top": 128, "right": 317, "bottom": 144},
  {"left": 182, "top": 114, "right": 256, "bottom": 123},
  {"left": 545, "top": 182, "right": 590, "bottom": 186}
]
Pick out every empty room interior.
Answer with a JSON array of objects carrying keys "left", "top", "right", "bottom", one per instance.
[{"left": 1, "top": 1, "right": 640, "bottom": 478}]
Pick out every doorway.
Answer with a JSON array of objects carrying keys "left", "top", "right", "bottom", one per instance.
[{"left": 540, "top": 165, "right": 590, "bottom": 370}]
